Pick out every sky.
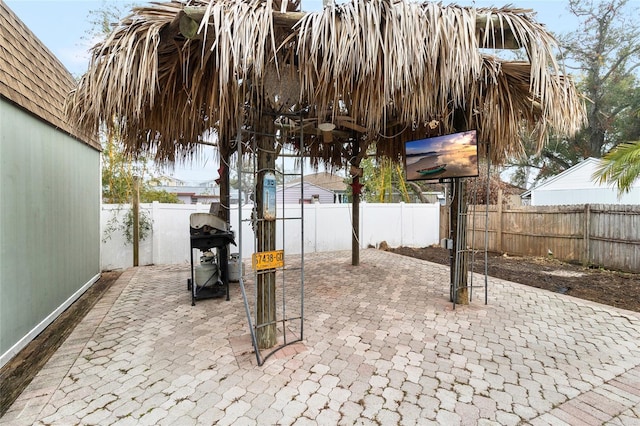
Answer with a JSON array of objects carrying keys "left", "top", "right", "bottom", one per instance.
[
  {"left": 406, "top": 131, "right": 477, "bottom": 163},
  {"left": 5, "top": 0, "right": 579, "bottom": 183}
]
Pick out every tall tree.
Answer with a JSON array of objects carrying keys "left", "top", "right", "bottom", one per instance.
[
  {"left": 84, "top": 2, "right": 133, "bottom": 48},
  {"left": 563, "top": 0, "right": 640, "bottom": 156},
  {"left": 508, "top": 0, "right": 640, "bottom": 185}
]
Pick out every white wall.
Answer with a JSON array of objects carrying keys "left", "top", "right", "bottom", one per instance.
[{"left": 101, "top": 202, "right": 440, "bottom": 270}]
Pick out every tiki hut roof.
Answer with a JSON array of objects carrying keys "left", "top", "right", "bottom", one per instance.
[
  {"left": 67, "top": 0, "right": 585, "bottom": 167},
  {"left": 1, "top": 2, "right": 98, "bottom": 149}
]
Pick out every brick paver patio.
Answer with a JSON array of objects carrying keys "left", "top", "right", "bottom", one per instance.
[{"left": 2, "top": 249, "right": 640, "bottom": 425}]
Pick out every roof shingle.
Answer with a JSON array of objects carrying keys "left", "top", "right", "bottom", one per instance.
[{"left": 0, "top": 2, "right": 98, "bottom": 149}]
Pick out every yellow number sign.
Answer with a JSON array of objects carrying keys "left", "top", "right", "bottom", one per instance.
[{"left": 252, "top": 250, "right": 284, "bottom": 271}]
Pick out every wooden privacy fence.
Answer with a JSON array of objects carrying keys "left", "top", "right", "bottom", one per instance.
[{"left": 441, "top": 204, "right": 640, "bottom": 273}]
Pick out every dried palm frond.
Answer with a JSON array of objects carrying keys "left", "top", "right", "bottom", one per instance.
[{"left": 67, "top": 0, "right": 585, "bottom": 167}]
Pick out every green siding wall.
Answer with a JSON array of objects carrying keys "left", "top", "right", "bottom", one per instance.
[{"left": 0, "top": 99, "right": 100, "bottom": 361}]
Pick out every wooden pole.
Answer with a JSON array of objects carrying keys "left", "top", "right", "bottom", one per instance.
[
  {"left": 449, "top": 180, "right": 457, "bottom": 301},
  {"left": 218, "top": 140, "right": 230, "bottom": 223},
  {"left": 352, "top": 175, "right": 360, "bottom": 266},
  {"left": 132, "top": 176, "right": 140, "bottom": 267},
  {"left": 255, "top": 132, "right": 277, "bottom": 349},
  {"left": 351, "top": 141, "right": 361, "bottom": 266},
  {"left": 451, "top": 178, "right": 469, "bottom": 305}
]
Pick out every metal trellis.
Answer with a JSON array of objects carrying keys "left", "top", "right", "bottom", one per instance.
[{"left": 236, "top": 112, "right": 305, "bottom": 366}]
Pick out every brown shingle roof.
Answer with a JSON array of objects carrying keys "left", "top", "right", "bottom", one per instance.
[{"left": 0, "top": 2, "right": 99, "bottom": 149}]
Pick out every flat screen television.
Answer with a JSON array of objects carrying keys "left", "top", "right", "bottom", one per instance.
[{"left": 404, "top": 130, "right": 479, "bottom": 181}]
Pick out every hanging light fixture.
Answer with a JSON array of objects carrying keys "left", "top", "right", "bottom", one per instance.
[{"left": 317, "top": 122, "right": 336, "bottom": 143}]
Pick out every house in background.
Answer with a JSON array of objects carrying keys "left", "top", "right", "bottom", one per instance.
[
  {"left": 149, "top": 175, "right": 186, "bottom": 187},
  {"left": 278, "top": 172, "right": 348, "bottom": 204},
  {"left": 521, "top": 157, "right": 640, "bottom": 206},
  {"left": 198, "top": 179, "right": 218, "bottom": 190},
  {"left": 0, "top": 3, "right": 101, "bottom": 367},
  {"left": 149, "top": 176, "right": 220, "bottom": 204},
  {"left": 278, "top": 181, "right": 336, "bottom": 204}
]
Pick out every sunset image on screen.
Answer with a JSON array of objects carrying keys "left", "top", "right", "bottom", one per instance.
[{"left": 404, "top": 130, "right": 478, "bottom": 181}]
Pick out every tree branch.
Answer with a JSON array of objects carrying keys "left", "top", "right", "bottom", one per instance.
[
  {"left": 407, "top": 182, "right": 429, "bottom": 203},
  {"left": 608, "top": 102, "right": 633, "bottom": 120},
  {"left": 542, "top": 151, "right": 572, "bottom": 170},
  {"left": 600, "top": 45, "right": 640, "bottom": 84}
]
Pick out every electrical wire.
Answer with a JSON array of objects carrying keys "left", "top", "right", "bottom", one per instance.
[{"left": 377, "top": 123, "right": 409, "bottom": 139}]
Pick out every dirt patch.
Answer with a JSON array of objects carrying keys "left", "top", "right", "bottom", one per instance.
[
  {"left": 0, "top": 271, "right": 122, "bottom": 416},
  {"left": 389, "top": 246, "right": 640, "bottom": 313}
]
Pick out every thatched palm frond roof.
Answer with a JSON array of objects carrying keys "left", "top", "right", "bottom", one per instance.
[{"left": 67, "top": 0, "right": 585, "bottom": 165}]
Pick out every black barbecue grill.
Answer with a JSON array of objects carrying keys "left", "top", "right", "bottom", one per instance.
[{"left": 187, "top": 213, "right": 235, "bottom": 306}]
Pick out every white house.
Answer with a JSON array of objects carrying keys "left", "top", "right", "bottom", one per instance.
[
  {"left": 522, "top": 157, "right": 640, "bottom": 206},
  {"left": 150, "top": 176, "right": 222, "bottom": 204},
  {"left": 277, "top": 181, "right": 337, "bottom": 204}
]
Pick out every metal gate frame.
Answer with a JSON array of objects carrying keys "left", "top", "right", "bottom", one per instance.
[
  {"left": 235, "top": 114, "right": 305, "bottom": 366},
  {"left": 451, "top": 149, "right": 491, "bottom": 309}
]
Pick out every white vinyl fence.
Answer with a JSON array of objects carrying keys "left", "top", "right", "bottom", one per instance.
[{"left": 101, "top": 202, "right": 440, "bottom": 270}]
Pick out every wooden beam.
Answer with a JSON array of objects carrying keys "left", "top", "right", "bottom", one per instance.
[
  {"left": 161, "top": 10, "right": 186, "bottom": 39},
  {"left": 180, "top": 11, "right": 199, "bottom": 40},
  {"left": 181, "top": 7, "right": 306, "bottom": 39},
  {"left": 180, "top": 6, "right": 525, "bottom": 49},
  {"left": 476, "top": 15, "right": 525, "bottom": 50},
  {"left": 336, "top": 117, "right": 368, "bottom": 133}
]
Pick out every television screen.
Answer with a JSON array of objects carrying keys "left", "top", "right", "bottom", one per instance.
[{"left": 404, "top": 130, "right": 479, "bottom": 181}]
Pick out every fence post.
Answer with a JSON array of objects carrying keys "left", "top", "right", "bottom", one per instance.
[
  {"left": 314, "top": 202, "right": 319, "bottom": 253},
  {"left": 583, "top": 203, "right": 590, "bottom": 266},
  {"left": 152, "top": 201, "right": 159, "bottom": 265},
  {"left": 497, "top": 189, "right": 503, "bottom": 252},
  {"left": 400, "top": 202, "right": 404, "bottom": 247}
]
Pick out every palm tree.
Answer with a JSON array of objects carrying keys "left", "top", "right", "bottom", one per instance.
[{"left": 594, "top": 141, "right": 640, "bottom": 194}]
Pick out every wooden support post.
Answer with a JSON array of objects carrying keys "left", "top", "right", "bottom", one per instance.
[
  {"left": 449, "top": 180, "right": 458, "bottom": 301},
  {"left": 256, "top": 134, "right": 277, "bottom": 349},
  {"left": 451, "top": 178, "right": 469, "bottom": 305},
  {"left": 218, "top": 140, "right": 230, "bottom": 223},
  {"left": 352, "top": 175, "right": 360, "bottom": 266},
  {"left": 132, "top": 176, "right": 140, "bottom": 267},
  {"left": 351, "top": 141, "right": 361, "bottom": 266}
]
